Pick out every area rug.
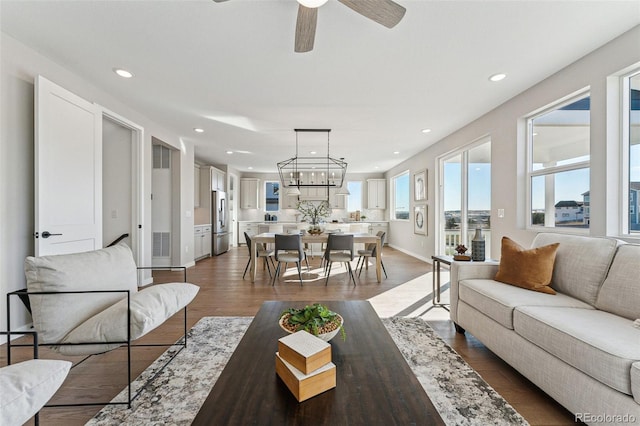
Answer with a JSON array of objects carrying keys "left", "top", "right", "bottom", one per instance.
[{"left": 87, "top": 316, "right": 528, "bottom": 426}]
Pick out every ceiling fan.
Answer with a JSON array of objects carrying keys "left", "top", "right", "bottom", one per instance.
[{"left": 212, "top": 0, "right": 406, "bottom": 53}]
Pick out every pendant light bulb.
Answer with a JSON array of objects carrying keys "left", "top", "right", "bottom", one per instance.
[{"left": 297, "top": 0, "right": 329, "bottom": 8}]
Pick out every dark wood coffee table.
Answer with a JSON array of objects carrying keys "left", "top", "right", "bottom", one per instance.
[{"left": 192, "top": 300, "right": 444, "bottom": 425}]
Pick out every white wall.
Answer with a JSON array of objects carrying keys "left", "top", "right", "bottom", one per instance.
[
  {"left": 0, "top": 33, "right": 196, "bottom": 334},
  {"left": 103, "top": 118, "right": 132, "bottom": 248},
  {"left": 386, "top": 25, "right": 640, "bottom": 261}
]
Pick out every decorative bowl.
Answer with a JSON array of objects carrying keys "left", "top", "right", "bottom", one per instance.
[
  {"left": 307, "top": 226, "right": 324, "bottom": 235},
  {"left": 279, "top": 313, "right": 344, "bottom": 342}
]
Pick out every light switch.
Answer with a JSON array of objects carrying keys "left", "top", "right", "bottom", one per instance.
[
  {"left": 186, "top": 210, "right": 192, "bottom": 218},
  {"left": 497, "top": 209, "right": 505, "bottom": 218},
  {"left": 111, "top": 209, "right": 118, "bottom": 219}
]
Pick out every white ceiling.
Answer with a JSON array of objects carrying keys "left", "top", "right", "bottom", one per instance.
[{"left": 1, "top": 0, "right": 639, "bottom": 173}]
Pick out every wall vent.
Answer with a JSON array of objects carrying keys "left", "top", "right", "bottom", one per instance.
[
  {"left": 153, "top": 145, "right": 171, "bottom": 169},
  {"left": 152, "top": 232, "right": 171, "bottom": 257}
]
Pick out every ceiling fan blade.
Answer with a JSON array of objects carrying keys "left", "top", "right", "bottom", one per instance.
[
  {"left": 212, "top": 0, "right": 231, "bottom": 2},
  {"left": 338, "top": 0, "right": 406, "bottom": 28},
  {"left": 295, "top": 5, "right": 318, "bottom": 53}
]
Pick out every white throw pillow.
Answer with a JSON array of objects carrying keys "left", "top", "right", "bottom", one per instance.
[
  {"left": 25, "top": 243, "right": 139, "bottom": 344},
  {"left": 58, "top": 283, "right": 199, "bottom": 356},
  {"left": 0, "top": 359, "right": 71, "bottom": 425}
]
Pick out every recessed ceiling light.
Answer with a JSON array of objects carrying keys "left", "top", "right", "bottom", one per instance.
[
  {"left": 393, "top": 151, "right": 400, "bottom": 155},
  {"left": 226, "top": 150, "right": 233, "bottom": 154},
  {"left": 374, "top": 166, "right": 380, "bottom": 169},
  {"left": 421, "top": 128, "right": 432, "bottom": 134},
  {"left": 193, "top": 128, "right": 204, "bottom": 133},
  {"left": 248, "top": 166, "right": 253, "bottom": 170},
  {"left": 310, "top": 151, "right": 317, "bottom": 155},
  {"left": 489, "top": 73, "right": 507, "bottom": 82},
  {"left": 113, "top": 68, "right": 134, "bottom": 78}
]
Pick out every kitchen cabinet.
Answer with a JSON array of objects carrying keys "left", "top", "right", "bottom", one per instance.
[
  {"left": 282, "top": 192, "right": 299, "bottom": 209},
  {"left": 367, "top": 179, "right": 386, "bottom": 209},
  {"left": 194, "top": 225, "right": 212, "bottom": 260},
  {"left": 238, "top": 222, "right": 261, "bottom": 245},
  {"left": 194, "top": 164, "right": 201, "bottom": 207},
  {"left": 240, "top": 178, "right": 260, "bottom": 209},
  {"left": 328, "top": 188, "right": 346, "bottom": 209},
  {"left": 212, "top": 167, "right": 225, "bottom": 191}
]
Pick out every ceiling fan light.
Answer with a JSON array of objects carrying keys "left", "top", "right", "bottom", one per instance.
[{"left": 297, "top": 0, "right": 328, "bottom": 8}]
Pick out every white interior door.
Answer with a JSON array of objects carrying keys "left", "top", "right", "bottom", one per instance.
[{"left": 35, "top": 75, "right": 102, "bottom": 256}]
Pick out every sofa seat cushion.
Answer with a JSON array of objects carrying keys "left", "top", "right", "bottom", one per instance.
[
  {"left": 514, "top": 306, "right": 640, "bottom": 394},
  {"left": 0, "top": 359, "right": 71, "bottom": 426},
  {"left": 459, "top": 279, "right": 593, "bottom": 329},
  {"left": 58, "top": 282, "right": 199, "bottom": 356}
]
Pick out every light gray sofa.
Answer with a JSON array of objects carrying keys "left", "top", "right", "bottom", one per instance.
[{"left": 450, "top": 233, "right": 640, "bottom": 425}]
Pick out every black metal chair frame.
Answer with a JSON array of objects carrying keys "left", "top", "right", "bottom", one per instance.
[{"left": 5, "top": 266, "right": 190, "bottom": 410}]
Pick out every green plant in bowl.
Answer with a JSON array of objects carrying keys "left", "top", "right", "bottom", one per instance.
[{"left": 279, "top": 303, "right": 346, "bottom": 341}]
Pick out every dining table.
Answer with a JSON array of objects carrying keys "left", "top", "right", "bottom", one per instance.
[{"left": 249, "top": 232, "right": 383, "bottom": 283}]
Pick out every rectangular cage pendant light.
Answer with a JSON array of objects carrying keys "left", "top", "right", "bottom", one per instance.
[{"left": 277, "top": 129, "right": 348, "bottom": 189}]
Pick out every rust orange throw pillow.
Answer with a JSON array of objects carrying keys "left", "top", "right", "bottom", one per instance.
[{"left": 494, "top": 237, "right": 559, "bottom": 294}]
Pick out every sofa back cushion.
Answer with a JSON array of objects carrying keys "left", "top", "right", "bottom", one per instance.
[
  {"left": 595, "top": 244, "right": 640, "bottom": 320},
  {"left": 25, "top": 243, "right": 138, "bottom": 344},
  {"left": 531, "top": 233, "right": 619, "bottom": 306}
]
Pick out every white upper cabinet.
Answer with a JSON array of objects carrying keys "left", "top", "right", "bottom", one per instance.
[
  {"left": 240, "top": 178, "right": 260, "bottom": 209},
  {"left": 367, "top": 179, "right": 386, "bottom": 209},
  {"left": 212, "top": 167, "right": 225, "bottom": 192}
]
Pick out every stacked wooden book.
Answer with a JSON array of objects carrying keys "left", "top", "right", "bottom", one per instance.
[{"left": 275, "top": 331, "right": 336, "bottom": 402}]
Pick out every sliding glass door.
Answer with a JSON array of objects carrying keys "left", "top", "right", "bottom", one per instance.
[{"left": 439, "top": 138, "right": 491, "bottom": 257}]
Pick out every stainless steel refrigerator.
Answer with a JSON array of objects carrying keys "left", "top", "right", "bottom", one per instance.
[{"left": 211, "top": 190, "right": 230, "bottom": 255}]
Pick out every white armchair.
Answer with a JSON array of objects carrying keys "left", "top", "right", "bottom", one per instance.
[
  {"left": 0, "top": 331, "right": 71, "bottom": 426},
  {"left": 6, "top": 242, "right": 199, "bottom": 409}
]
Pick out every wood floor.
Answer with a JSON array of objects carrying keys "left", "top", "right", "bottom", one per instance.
[{"left": 2, "top": 245, "right": 579, "bottom": 425}]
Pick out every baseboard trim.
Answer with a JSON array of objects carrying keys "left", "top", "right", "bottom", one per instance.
[{"left": 387, "top": 244, "right": 430, "bottom": 263}]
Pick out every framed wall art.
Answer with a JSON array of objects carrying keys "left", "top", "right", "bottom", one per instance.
[
  {"left": 414, "top": 204, "right": 427, "bottom": 235},
  {"left": 413, "top": 169, "right": 427, "bottom": 201}
]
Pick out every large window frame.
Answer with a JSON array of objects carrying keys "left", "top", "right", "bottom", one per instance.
[
  {"left": 392, "top": 171, "right": 410, "bottom": 221},
  {"left": 526, "top": 89, "right": 591, "bottom": 231},
  {"left": 622, "top": 68, "right": 640, "bottom": 235}
]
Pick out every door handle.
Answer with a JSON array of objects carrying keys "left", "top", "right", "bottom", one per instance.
[{"left": 40, "top": 231, "right": 63, "bottom": 239}]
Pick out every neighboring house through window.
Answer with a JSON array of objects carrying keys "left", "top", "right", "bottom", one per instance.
[{"left": 527, "top": 91, "right": 591, "bottom": 229}]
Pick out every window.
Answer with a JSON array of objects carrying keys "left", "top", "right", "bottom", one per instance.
[
  {"left": 527, "top": 92, "right": 590, "bottom": 229},
  {"left": 440, "top": 138, "right": 491, "bottom": 256},
  {"left": 347, "top": 181, "right": 362, "bottom": 211},
  {"left": 393, "top": 172, "right": 410, "bottom": 220},
  {"left": 265, "top": 181, "right": 279, "bottom": 212},
  {"left": 624, "top": 70, "right": 640, "bottom": 233}
]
